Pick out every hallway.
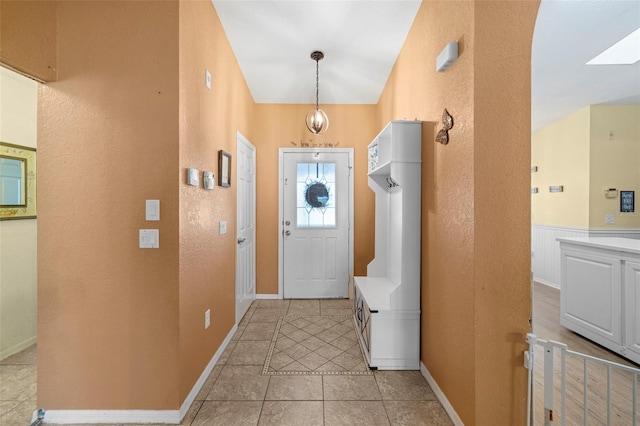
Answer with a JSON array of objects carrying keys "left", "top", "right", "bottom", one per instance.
[{"left": 0, "top": 299, "right": 452, "bottom": 425}]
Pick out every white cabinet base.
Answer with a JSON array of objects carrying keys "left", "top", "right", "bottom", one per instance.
[
  {"left": 354, "top": 278, "right": 420, "bottom": 370},
  {"left": 560, "top": 248, "right": 621, "bottom": 348},
  {"left": 558, "top": 237, "right": 640, "bottom": 365}
]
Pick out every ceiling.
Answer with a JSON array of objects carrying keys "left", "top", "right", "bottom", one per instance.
[
  {"left": 212, "top": 0, "right": 640, "bottom": 131},
  {"left": 532, "top": 0, "right": 640, "bottom": 131},
  {"left": 212, "top": 0, "right": 422, "bottom": 104}
]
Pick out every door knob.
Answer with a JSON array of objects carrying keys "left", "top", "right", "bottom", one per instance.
[
  {"left": 285, "top": 230, "right": 291, "bottom": 236},
  {"left": 237, "top": 237, "right": 246, "bottom": 244},
  {"left": 285, "top": 220, "right": 291, "bottom": 226}
]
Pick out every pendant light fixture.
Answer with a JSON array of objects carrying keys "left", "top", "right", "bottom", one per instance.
[{"left": 305, "top": 51, "right": 329, "bottom": 135}]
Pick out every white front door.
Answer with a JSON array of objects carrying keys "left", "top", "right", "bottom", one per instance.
[
  {"left": 282, "top": 150, "right": 351, "bottom": 298},
  {"left": 236, "top": 132, "right": 256, "bottom": 323}
]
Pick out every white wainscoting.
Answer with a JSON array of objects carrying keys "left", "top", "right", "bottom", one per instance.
[{"left": 532, "top": 225, "right": 640, "bottom": 288}]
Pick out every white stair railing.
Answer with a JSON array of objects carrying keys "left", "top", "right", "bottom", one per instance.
[{"left": 526, "top": 333, "right": 640, "bottom": 426}]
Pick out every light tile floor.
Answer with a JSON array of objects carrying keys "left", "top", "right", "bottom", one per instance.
[
  {"left": 263, "top": 314, "right": 370, "bottom": 375},
  {"left": 0, "top": 299, "right": 453, "bottom": 425},
  {"left": 0, "top": 343, "right": 38, "bottom": 425}
]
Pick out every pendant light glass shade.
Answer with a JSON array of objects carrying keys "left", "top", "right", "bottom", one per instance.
[
  {"left": 306, "top": 51, "right": 329, "bottom": 135},
  {"left": 305, "top": 108, "right": 329, "bottom": 135}
]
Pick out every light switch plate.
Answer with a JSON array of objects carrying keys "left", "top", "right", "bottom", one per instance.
[
  {"left": 187, "top": 168, "right": 199, "bottom": 186},
  {"left": 139, "top": 229, "right": 159, "bottom": 248},
  {"left": 219, "top": 221, "right": 227, "bottom": 235},
  {"left": 205, "top": 309, "right": 211, "bottom": 329},
  {"left": 146, "top": 200, "right": 160, "bottom": 221},
  {"left": 605, "top": 214, "right": 616, "bottom": 225}
]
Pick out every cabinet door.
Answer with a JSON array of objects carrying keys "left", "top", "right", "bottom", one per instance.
[
  {"left": 362, "top": 308, "right": 372, "bottom": 353},
  {"left": 625, "top": 261, "right": 640, "bottom": 357},
  {"left": 560, "top": 248, "right": 622, "bottom": 345},
  {"left": 354, "top": 287, "right": 363, "bottom": 331}
]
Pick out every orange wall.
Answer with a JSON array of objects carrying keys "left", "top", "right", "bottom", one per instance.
[
  {"left": 37, "top": 0, "right": 257, "bottom": 410},
  {"left": 38, "top": 1, "right": 181, "bottom": 409},
  {"left": 378, "top": 2, "right": 476, "bottom": 420},
  {"left": 0, "top": 0, "right": 57, "bottom": 81},
  {"left": 26, "top": 0, "right": 539, "bottom": 419},
  {"left": 473, "top": 2, "right": 538, "bottom": 422},
  {"left": 177, "top": 0, "right": 254, "bottom": 402},
  {"left": 377, "top": 1, "right": 539, "bottom": 424},
  {"left": 252, "top": 104, "right": 377, "bottom": 294}
]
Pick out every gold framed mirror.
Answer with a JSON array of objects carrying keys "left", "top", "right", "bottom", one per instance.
[{"left": 0, "top": 142, "right": 36, "bottom": 220}]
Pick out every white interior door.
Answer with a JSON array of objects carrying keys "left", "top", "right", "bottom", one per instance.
[
  {"left": 236, "top": 132, "right": 256, "bottom": 323},
  {"left": 282, "top": 150, "right": 350, "bottom": 298}
]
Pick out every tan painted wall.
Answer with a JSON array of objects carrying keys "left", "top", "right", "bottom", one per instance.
[
  {"left": 531, "top": 107, "right": 590, "bottom": 228},
  {"left": 177, "top": 0, "right": 254, "bottom": 402},
  {"left": 473, "top": 3, "right": 537, "bottom": 422},
  {"left": 23, "top": 0, "right": 539, "bottom": 418},
  {"left": 0, "top": 0, "right": 57, "bottom": 82},
  {"left": 377, "top": 1, "right": 539, "bottom": 424},
  {"left": 377, "top": 2, "right": 476, "bottom": 420},
  {"left": 0, "top": 67, "right": 38, "bottom": 360},
  {"left": 252, "top": 104, "right": 377, "bottom": 295},
  {"left": 589, "top": 105, "right": 640, "bottom": 228},
  {"left": 38, "top": 1, "right": 181, "bottom": 409}
]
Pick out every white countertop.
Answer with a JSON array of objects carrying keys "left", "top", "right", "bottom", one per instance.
[{"left": 557, "top": 237, "right": 640, "bottom": 255}]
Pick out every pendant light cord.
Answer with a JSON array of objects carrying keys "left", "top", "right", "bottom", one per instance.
[{"left": 315, "top": 58, "right": 320, "bottom": 111}]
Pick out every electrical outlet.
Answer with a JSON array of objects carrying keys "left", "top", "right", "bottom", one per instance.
[{"left": 205, "top": 309, "right": 211, "bottom": 329}]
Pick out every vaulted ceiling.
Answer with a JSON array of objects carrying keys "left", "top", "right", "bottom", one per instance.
[{"left": 212, "top": 0, "right": 640, "bottom": 131}]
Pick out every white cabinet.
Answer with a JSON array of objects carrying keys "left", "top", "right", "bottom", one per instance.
[
  {"left": 625, "top": 261, "right": 640, "bottom": 359},
  {"left": 354, "top": 120, "right": 421, "bottom": 370},
  {"left": 560, "top": 247, "right": 622, "bottom": 349},
  {"left": 558, "top": 237, "right": 640, "bottom": 363}
]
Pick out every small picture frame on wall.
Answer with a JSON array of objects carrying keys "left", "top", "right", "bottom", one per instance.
[
  {"left": 219, "top": 150, "right": 231, "bottom": 188},
  {"left": 621, "top": 190, "right": 635, "bottom": 213}
]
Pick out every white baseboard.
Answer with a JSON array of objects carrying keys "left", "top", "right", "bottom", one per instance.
[
  {"left": 35, "top": 324, "right": 238, "bottom": 425},
  {"left": 420, "top": 362, "right": 464, "bottom": 426},
  {"left": 256, "top": 293, "right": 280, "bottom": 299},
  {"left": 178, "top": 323, "right": 238, "bottom": 419},
  {"left": 35, "top": 410, "right": 180, "bottom": 425},
  {"left": 532, "top": 277, "right": 559, "bottom": 289},
  {"left": 0, "top": 336, "right": 36, "bottom": 361}
]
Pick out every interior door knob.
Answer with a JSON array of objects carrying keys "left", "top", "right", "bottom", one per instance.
[
  {"left": 285, "top": 230, "right": 291, "bottom": 236},
  {"left": 237, "top": 237, "right": 246, "bottom": 244},
  {"left": 285, "top": 220, "right": 291, "bottom": 226}
]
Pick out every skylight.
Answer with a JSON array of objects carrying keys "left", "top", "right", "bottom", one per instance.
[{"left": 586, "top": 27, "right": 640, "bottom": 65}]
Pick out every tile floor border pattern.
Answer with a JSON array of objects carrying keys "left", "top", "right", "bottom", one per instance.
[{"left": 262, "top": 315, "right": 373, "bottom": 376}]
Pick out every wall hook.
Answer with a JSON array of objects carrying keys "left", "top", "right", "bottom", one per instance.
[{"left": 435, "top": 108, "right": 454, "bottom": 145}]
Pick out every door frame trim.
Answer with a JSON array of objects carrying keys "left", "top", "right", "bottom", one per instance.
[{"left": 278, "top": 148, "right": 354, "bottom": 298}]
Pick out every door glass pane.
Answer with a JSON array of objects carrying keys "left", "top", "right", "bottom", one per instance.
[{"left": 296, "top": 162, "right": 336, "bottom": 228}]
